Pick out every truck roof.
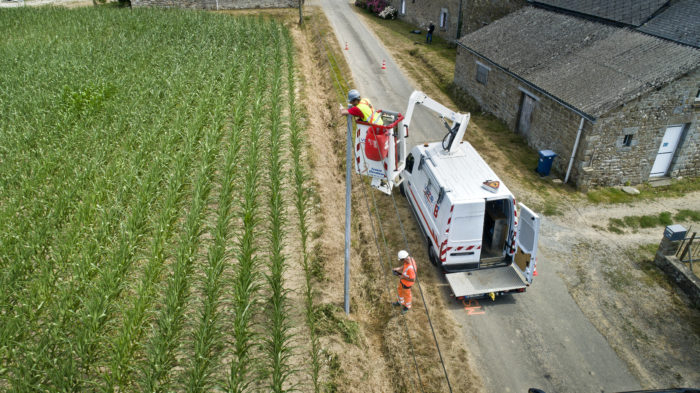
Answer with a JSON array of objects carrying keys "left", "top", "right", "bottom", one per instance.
[{"left": 415, "top": 141, "right": 513, "bottom": 203}]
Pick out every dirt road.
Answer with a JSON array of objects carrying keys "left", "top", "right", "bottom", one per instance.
[{"left": 314, "top": 1, "right": 649, "bottom": 392}]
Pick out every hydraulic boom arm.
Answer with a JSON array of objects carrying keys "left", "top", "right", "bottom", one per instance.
[{"left": 403, "top": 91, "right": 470, "bottom": 153}]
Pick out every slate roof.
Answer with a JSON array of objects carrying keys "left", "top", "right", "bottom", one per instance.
[
  {"left": 457, "top": 7, "right": 700, "bottom": 119},
  {"left": 530, "top": 0, "right": 668, "bottom": 26},
  {"left": 638, "top": 0, "right": 700, "bottom": 48}
]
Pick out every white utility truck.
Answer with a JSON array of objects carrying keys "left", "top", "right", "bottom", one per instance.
[{"left": 353, "top": 91, "right": 540, "bottom": 299}]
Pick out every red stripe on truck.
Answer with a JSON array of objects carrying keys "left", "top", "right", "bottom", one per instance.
[{"left": 408, "top": 186, "right": 438, "bottom": 247}]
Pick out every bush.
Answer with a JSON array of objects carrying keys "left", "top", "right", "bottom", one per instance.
[{"left": 366, "top": 0, "right": 388, "bottom": 14}]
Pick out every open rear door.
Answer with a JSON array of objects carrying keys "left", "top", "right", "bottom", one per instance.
[{"left": 514, "top": 203, "right": 540, "bottom": 284}]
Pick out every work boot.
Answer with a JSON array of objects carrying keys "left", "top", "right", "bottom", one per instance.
[
  {"left": 401, "top": 306, "right": 410, "bottom": 315},
  {"left": 392, "top": 301, "right": 401, "bottom": 307}
]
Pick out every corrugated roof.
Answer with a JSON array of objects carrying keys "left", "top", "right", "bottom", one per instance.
[
  {"left": 638, "top": 0, "right": 700, "bottom": 48},
  {"left": 531, "top": 0, "right": 668, "bottom": 26},
  {"left": 458, "top": 7, "right": 700, "bottom": 118}
]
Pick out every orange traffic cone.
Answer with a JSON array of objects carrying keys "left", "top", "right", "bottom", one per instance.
[
  {"left": 345, "top": 42, "right": 349, "bottom": 50},
  {"left": 533, "top": 263, "right": 538, "bottom": 276},
  {"left": 381, "top": 59, "right": 386, "bottom": 69}
]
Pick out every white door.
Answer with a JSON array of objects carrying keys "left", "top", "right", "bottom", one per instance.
[
  {"left": 515, "top": 203, "right": 540, "bottom": 284},
  {"left": 650, "top": 125, "right": 684, "bottom": 177}
]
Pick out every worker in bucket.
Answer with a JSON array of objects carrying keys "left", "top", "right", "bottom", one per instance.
[
  {"left": 340, "top": 89, "right": 384, "bottom": 126},
  {"left": 392, "top": 250, "right": 416, "bottom": 315}
]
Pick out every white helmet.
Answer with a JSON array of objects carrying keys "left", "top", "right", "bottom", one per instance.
[{"left": 398, "top": 250, "right": 409, "bottom": 260}]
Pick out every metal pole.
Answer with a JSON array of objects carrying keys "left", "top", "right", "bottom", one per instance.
[
  {"left": 565, "top": 116, "right": 585, "bottom": 184},
  {"left": 344, "top": 110, "right": 353, "bottom": 315}
]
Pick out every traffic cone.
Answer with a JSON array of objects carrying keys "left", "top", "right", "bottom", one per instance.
[
  {"left": 345, "top": 42, "right": 349, "bottom": 50},
  {"left": 381, "top": 59, "right": 386, "bottom": 70},
  {"left": 533, "top": 263, "right": 538, "bottom": 276}
]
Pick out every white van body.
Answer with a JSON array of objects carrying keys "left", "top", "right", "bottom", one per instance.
[{"left": 402, "top": 141, "right": 541, "bottom": 298}]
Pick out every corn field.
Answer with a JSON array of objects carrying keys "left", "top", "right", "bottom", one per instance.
[{"left": 0, "top": 7, "right": 319, "bottom": 392}]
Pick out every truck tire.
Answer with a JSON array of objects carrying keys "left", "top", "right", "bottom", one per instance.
[
  {"left": 428, "top": 242, "right": 439, "bottom": 266},
  {"left": 399, "top": 182, "right": 406, "bottom": 197}
]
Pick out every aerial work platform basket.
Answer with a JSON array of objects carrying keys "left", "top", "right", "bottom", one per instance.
[{"left": 353, "top": 111, "right": 407, "bottom": 195}]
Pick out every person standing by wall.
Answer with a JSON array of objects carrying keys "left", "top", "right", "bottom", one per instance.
[
  {"left": 426, "top": 21, "right": 435, "bottom": 44},
  {"left": 392, "top": 250, "right": 416, "bottom": 315}
]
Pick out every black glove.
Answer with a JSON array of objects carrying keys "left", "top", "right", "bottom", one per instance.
[{"left": 392, "top": 270, "right": 400, "bottom": 276}]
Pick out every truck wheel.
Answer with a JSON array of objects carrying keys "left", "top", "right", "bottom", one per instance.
[
  {"left": 428, "top": 243, "right": 439, "bottom": 266},
  {"left": 399, "top": 182, "right": 406, "bottom": 197}
]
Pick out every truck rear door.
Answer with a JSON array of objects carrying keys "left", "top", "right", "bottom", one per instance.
[{"left": 514, "top": 203, "right": 540, "bottom": 284}]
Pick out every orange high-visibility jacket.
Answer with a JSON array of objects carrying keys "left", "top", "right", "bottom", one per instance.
[{"left": 400, "top": 257, "right": 417, "bottom": 288}]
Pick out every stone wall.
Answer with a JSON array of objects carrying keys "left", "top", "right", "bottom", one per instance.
[
  {"left": 655, "top": 237, "right": 700, "bottom": 308},
  {"left": 454, "top": 45, "right": 700, "bottom": 188},
  {"left": 579, "top": 67, "right": 700, "bottom": 188},
  {"left": 389, "top": 0, "right": 523, "bottom": 42},
  {"left": 132, "top": 0, "right": 295, "bottom": 9}
]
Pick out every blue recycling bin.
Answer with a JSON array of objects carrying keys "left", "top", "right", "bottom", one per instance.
[{"left": 537, "top": 150, "right": 557, "bottom": 176}]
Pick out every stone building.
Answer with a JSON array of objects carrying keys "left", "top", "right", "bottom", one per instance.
[
  {"left": 388, "top": 0, "right": 524, "bottom": 42},
  {"left": 453, "top": 3, "right": 700, "bottom": 189},
  {"left": 132, "top": 0, "right": 295, "bottom": 10}
]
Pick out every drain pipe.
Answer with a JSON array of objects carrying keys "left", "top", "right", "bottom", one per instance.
[{"left": 564, "top": 116, "right": 585, "bottom": 184}]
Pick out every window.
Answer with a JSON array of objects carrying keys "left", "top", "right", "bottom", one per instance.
[
  {"left": 439, "top": 8, "right": 448, "bottom": 30},
  {"left": 623, "top": 134, "right": 633, "bottom": 147},
  {"left": 400, "top": 0, "right": 405, "bottom": 14},
  {"left": 476, "top": 62, "right": 489, "bottom": 85},
  {"left": 406, "top": 153, "right": 415, "bottom": 173}
]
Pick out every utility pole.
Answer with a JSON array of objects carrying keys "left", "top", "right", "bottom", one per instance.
[
  {"left": 344, "top": 111, "right": 352, "bottom": 315},
  {"left": 298, "top": 0, "right": 303, "bottom": 25}
]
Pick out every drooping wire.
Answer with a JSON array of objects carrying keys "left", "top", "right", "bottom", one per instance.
[
  {"left": 356, "top": 171, "right": 423, "bottom": 393},
  {"left": 309, "top": 8, "right": 452, "bottom": 392},
  {"left": 390, "top": 191, "right": 453, "bottom": 393}
]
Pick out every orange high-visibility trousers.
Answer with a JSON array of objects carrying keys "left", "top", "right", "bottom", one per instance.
[{"left": 397, "top": 283, "right": 412, "bottom": 309}]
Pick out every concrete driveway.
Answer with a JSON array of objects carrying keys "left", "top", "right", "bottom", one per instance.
[{"left": 314, "top": 0, "right": 642, "bottom": 391}]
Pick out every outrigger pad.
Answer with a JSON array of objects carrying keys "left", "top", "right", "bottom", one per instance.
[{"left": 371, "top": 177, "right": 392, "bottom": 195}]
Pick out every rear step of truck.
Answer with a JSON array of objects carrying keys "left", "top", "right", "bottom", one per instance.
[{"left": 445, "top": 264, "right": 527, "bottom": 298}]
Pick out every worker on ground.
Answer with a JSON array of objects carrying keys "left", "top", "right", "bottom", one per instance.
[
  {"left": 426, "top": 21, "right": 435, "bottom": 44},
  {"left": 340, "top": 89, "right": 384, "bottom": 126},
  {"left": 392, "top": 250, "right": 416, "bottom": 315}
]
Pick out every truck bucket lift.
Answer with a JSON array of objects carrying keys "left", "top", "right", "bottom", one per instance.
[
  {"left": 353, "top": 111, "right": 406, "bottom": 195},
  {"left": 353, "top": 90, "right": 469, "bottom": 195}
]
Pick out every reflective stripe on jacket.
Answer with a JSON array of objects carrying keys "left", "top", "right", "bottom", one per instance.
[
  {"left": 356, "top": 98, "right": 383, "bottom": 125},
  {"left": 400, "top": 256, "right": 416, "bottom": 288}
]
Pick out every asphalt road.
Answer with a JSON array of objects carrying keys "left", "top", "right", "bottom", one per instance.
[{"left": 314, "top": 1, "right": 642, "bottom": 392}]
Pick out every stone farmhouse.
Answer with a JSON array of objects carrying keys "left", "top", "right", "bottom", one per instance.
[
  {"left": 388, "top": 0, "right": 524, "bottom": 41},
  {"left": 132, "top": 0, "right": 295, "bottom": 10},
  {"left": 453, "top": 1, "right": 700, "bottom": 189}
]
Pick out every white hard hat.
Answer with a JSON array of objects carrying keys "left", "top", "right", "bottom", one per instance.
[
  {"left": 347, "top": 89, "right": 361, "bottom": 102},
  {"left": 398, "top": 250, "right": 409, "bottom": 260}
]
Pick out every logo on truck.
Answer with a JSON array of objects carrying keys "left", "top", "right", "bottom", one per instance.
[{"left": 423, "top": 185, "right": 434, "bottom": 206}]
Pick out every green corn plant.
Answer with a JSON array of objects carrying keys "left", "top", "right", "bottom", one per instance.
[
  {"left": 285, "top": 28, "right": 323, "bottom": 393},
  {"left": 184, "top": 41, "right": 253, "bottom": 393}
]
